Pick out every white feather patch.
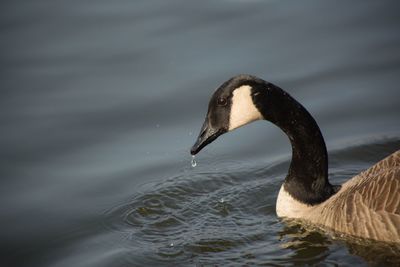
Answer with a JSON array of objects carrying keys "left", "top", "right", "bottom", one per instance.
[
  {"left": 228, "top": 85, "right": 263, "bottom": 131},
  {"left": 276, "top": 185, "right": 313, "bottom": 218}
]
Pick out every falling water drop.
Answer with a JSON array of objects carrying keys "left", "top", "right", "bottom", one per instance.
[{"left": 191, "top": 155, "right": 197, "bottom": 167}]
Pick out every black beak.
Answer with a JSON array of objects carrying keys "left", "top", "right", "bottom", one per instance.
[{"left": 190, "top": 120, "right": 225, "bottom": 155}]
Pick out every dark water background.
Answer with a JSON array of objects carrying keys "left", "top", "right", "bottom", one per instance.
[{"left": 1, "top": 1, "right": 400, "bottom": 266}]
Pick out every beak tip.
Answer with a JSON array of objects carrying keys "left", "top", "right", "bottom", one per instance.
[
  {"left": 190, "top": 145, "right": 199, "bottom": 155},
  {"left": 190, "top": 127, "right": 225, "bottom": 156}
]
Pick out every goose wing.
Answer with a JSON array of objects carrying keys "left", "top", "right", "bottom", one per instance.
[{"left": 313, "top": 150, "right": 400, "bottom": 242}]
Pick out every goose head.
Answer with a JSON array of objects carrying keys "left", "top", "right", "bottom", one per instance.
[
  {"left": 190, "top": 74, "right": 334, "bottom": 205},
  {"left": 190, "top": 75, "right": 266, "bottom": 155}
]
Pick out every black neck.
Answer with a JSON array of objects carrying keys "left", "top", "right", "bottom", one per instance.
[{"left": 252, "top": 83, "right": 338, "bottom": 205}]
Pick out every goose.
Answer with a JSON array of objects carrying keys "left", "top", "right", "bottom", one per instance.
[{"left": 190, "top": 74, "right": 400, "bottom": 243}]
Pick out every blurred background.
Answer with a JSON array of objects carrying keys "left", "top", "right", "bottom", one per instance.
[{"left": 1, "top": 1, "right": 400, "bottom": 266}]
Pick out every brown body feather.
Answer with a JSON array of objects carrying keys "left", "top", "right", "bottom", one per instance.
[{"left": 305, "top": 151, "right": 400, "bottom": 242}]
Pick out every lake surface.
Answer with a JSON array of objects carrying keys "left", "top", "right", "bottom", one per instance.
[{"left": 1, "top": 1, "right": 400, "bottom": 266}]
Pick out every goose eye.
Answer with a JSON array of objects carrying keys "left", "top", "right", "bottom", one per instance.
[{"left": 217, "top": 97, "right": 227, "bottom": 106}]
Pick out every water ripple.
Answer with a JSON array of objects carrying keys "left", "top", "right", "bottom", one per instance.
[{"left": 104, "top": 168, "right": 280, "bottom": 264}]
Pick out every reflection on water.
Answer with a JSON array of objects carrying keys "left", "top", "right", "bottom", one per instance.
[
  {"left": 1, "top": 0, "right": 400, "bottom": 266},
  {"left": 345, "top": 240, "right": 400, "bottom": 266},
  {"left": 278, "top": 219, "right": 400, "bottom": 266},
  {"left": 278, "top": 222, "right": 334, "bottom": 266}
]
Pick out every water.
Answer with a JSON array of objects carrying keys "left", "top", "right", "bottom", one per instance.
[{"left": 1, "top": 1, "right": 400, "bottom": 266}]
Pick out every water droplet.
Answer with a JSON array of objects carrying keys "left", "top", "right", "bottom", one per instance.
[{"left": 191, "top": 155, "right": 197, "bottom": 167}]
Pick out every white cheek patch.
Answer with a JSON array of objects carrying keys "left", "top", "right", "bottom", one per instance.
[{"left": 229, "top": 85, "right": 263, "bottom": 131}]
